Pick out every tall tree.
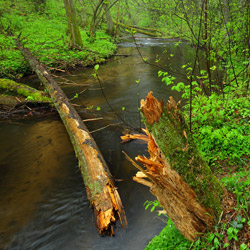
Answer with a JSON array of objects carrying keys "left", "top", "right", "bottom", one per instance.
[
  {"left": 103, "top": 0, "right": 115, "bottom": 36},
  {"left": 63, "top": 0, "right": 83, "bottom": 48}
]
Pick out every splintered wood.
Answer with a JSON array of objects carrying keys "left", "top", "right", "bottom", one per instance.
[
  {"left": 140, "top": 91, "right": 163, "bottom": 125},
  {"left": 121, "top": 130, "right": 149, "bottom": 143},
  {"left": 122, "top": 92, "right": 221, "bottom": 241}
]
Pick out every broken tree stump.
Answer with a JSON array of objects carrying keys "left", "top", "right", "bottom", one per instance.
[
  {"left": 123, "top": 91, "right": 224, "bottom": 241},
  {"left": 16, "top": 40, "right": 127, "bottom": 235}
]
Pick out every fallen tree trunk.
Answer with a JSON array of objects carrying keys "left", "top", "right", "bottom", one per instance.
[
  {"left": 0, "top": 79, "right": 50, "bottom": 102},
  {"left": 116, "top": 22, "right": 162, "bottom": 37},
  {"left": 127, "top": 25, "right": 164, "bottom": 35},
  {"left": 0, "top": 94, "right": 26, "bottom": 107},
  {"left": 16, "top": 40, "right": 127, "bottom": 235},
  {"left": 123, "top": 92, "right": 224, "bottom": 241}
]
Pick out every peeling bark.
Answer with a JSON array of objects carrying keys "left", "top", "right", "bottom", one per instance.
[
  {"left": 16, "top": 40, "right": 127, "bottom": 236},
  {"left": 124, "top": 91, "right": 224, "bottom": 241}
]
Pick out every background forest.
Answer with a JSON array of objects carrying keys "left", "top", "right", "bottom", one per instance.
[{"left": 0, "top": 0, "right": 249, "bottom": 249}]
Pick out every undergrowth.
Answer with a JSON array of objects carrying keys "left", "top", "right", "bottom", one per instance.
[
  {"left": 0, "top": 0, "right": 116, "bottom": 79},
  {"left": 147, "top": 47, "right": 250, "bottom": 250}
]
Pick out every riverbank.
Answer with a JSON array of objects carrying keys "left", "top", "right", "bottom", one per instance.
[{"left": 0, "top": 12, "right": 117, "bottom": 80}]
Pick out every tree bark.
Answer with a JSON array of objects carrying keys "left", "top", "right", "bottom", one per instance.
[
  {"left": 103, "top": 1, "right": 115, "bottom": 36},
  {"left": 63, "top": 0, "right": 83, "bottom": 48},
  {"left": 16, "top": 40, "right": 127, "bottom": 236},
  {"left": 123, "top": 92, "right": 224, "bottom": 241},
  {"left": 89, "top": 0, "right": 104, "bottom": 37}
]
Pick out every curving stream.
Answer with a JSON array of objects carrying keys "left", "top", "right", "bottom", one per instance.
[{"left": 0, "top": 37, "right": 195, "bottom": 250}]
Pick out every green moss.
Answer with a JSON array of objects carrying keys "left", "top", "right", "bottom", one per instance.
[
  {"left": 146, "top": 108, "right": 224, "bottom": 217},
  {"left": 78, "top": 153, "right": 103, "bottom": 200},
  {"left": 0, "top": 79, "right": 50, "bottom": 102}
]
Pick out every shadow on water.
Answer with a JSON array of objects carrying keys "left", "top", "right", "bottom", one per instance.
[{"left": 0, "top": 38, "right": 195, "bottom": 250}]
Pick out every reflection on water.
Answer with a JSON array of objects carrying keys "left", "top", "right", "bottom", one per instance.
[{"left": 0, "top": 38, "right": 195, "bottom": 250}]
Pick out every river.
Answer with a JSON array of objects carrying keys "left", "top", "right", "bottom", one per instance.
[{"left": 0, "top": 37, "right": 194, "bottom": 250}]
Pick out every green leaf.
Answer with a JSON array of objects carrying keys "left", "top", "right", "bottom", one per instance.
[
  {"left": 96, "top": 106, "right": 101, "bottom": 111},
  {"left": 26, "top": 96, "right": 34, "bottom": 101},
  {"left": 94, "top": 64, "right": 99, "bottom": 71},
  {"left": 240, "top": 243, "right": 248, "bottom": 250},
  {"left": 150, "top": 206, "right": 155, "bottom": 212},
  {"left": 86, "top": 105, "right": 93, "bottom": 110},
  {"left": 214, "top": 237, "right": 220, "bottom": 248}
]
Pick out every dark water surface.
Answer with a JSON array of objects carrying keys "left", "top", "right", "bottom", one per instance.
[{"left": 0, "top": 38, "right": 194, "bottom": 250}]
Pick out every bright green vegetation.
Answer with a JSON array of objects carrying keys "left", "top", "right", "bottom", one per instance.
[
  {"left": 145, "top": 218, "right": 191, "bottom": 250},
  {"left": 0, "top": 0, "right": 117, "bottom": 79}
]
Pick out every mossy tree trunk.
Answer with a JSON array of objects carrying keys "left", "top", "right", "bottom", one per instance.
[
  {"left": 16, "top": 40, "right": 127, "bottom": 236},
  {"left": 103, "top": 1, "right": 115, "bottom": 36},
  {"left": 0, "top": 79, "right": 50, "bottom": 102},
  {"left": 125, "top": 92, "right": 224, "bottom": 241},
  {"left": 63, "top": 0, "right": 83, "bottom": 48}
]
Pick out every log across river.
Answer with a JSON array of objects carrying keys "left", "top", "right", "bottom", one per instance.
[{"left": 0, "top": 36, "right": 197, "bottom": 250}]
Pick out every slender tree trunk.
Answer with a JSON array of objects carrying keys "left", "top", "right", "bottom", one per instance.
[
  {"left": 63, "top": 0, "right": 83, "bottom": 48},
  {"left": 204, "top": 0, "right": 212, "bottom": 95},
  {"left": 89, "top": 0, "right": 104, "bottom": 37},
  {"left": 16, "top": 40, "right": 127, "bottom": 235},
  {"left": 124, "top": 92, "right": 224, "bottom": 241}
]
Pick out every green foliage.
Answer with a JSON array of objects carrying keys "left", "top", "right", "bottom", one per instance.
[
  {"left": 159, "top": 69, "right": 250, "bottom": 166},
  {"left": 144, "top": 200, "right": 162, "bottom": 214},
  {"left": 145, "top": 219, "right": 192, "bottom": 250},
  {"left": 0, "top": 0, "right": 116, "bottom": 79},
  {"left": 222, "top": 170, "right": 250, "bottom": 215},
  {"left": 191, "top": 94, "right": 250, "bottom": 165}
]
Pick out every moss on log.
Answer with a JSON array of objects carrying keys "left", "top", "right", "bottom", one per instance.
[
  {"left": 116, "top": 22, "right": 162, "bottom": 37},
  {"left": 16, "top": 40, "right": 127, "bottom": 235},
  {"left": 0, "top": 79, "right": 50, "bottom": 102},
  {"left": 124, "top": 92, "right": 224, "bottom": 241}
]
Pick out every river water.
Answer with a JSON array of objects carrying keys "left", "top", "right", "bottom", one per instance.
[{"left": 0, "top": 37, "right": 194, "bottom": 250}]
